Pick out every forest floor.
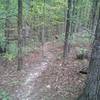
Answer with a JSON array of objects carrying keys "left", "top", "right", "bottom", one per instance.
[{"left": 0, "top": 34, "right": 90, "bottom": 100}]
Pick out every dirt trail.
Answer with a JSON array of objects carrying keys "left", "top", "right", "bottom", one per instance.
[
  {"left": 0, "top": 41, "right": 89, "bottom": 100},
  {"left": 12, "top": 42, "right": 56, "bottom": 100}
]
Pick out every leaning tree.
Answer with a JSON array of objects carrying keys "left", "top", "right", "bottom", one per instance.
[{"left": 78, "top": 6, "right": 100, "bottom": 100}]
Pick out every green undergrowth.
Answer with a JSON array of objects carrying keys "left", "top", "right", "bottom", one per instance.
[
  {"left": 0, "top": 89, "right": 11, "bottom": 100},
  {"left": 57, "top": 32, "right": 94, "bottom": 45}
]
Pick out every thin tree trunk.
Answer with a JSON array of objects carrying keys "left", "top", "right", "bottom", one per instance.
[
  {"left": 17, "top": 0, "right": 23, "bottom": 70},
  {"left": 63, "top": 0, "right": 71, "bottom": 60},
  {"left": 5, "top": 0, "right": 10, "bottom": 47},
  {"left": 91, "top": 0, "right": 98, "bottom": 32},
  {"left": 41, "top": 0, "right": 46, "bottom": 56},
  {"left": 70, "top": 0, "right": 75, "bottom": 33}
]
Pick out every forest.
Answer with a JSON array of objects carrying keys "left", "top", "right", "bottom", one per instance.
[{"left": 0, "top": 0, "right": 100, "bottom": 100}]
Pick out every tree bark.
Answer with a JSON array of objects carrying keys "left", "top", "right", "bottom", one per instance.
[
  {"left": 5, "top": 0, "right": 10, "bottom": 48},
  {"left": 70, "top": 0, "right": 76, "bottom": 33},
  {"left": 91, "top": 0, "right": 99, "bottom": 32},
  {"left": 41, "top": 0, "right": 46, "bottom": 56},
  {"left": 63, "top": 0, "right": 71, "bottom": 60},
  {"left": 77, "top": 7, "right": 100, "bottom": 100},
  {"left": 17, "top": 0, "right": 23, "bottom": 70}
]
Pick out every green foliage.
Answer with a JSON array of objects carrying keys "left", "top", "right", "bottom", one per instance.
[
  {"left": 0, "top": 33, "right": 6, "bottom": 49},
  {"left": 58, "top": 32, "right": 65, "bottom": 42},
  {"left": 69, "top": 32, "right": 94, "bottom": 45},
  {"left": 4, "top": 42, "right": 18, "bottom": 61},
  {"left": 23, "top": 0, "right": 66, "bottom": 27},
  {"left": 0, "top": 33, "right": 18, "bottom": 61},
  {"left": 0, "top": 0, "right": 97, "bottom": 59},
  {"left": 58, "top": 32, "right": 94, "bottom": 46},
  {"left": 75, "top": 47, "right": 88, "bottom": 60},
  {"left": 79, "top": 48, "right": 87, "bottom": 55},
  {"left": 0, "top": 89, "right": 11, "bottom": 100}
]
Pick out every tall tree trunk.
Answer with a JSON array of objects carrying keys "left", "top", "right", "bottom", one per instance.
[
  {"left": 17, "top": 0, "right": 23, "bottom": 70},
  {"left": 63, "top": 0, "right": 71, "bottom": 60},
  {"left": 41, "top": 0, "right": 46, "bottom": 56},
  {"left": 5, "top": 0, "right": 10, "bottom": 47},
  {"left": 70, "top": 0, "right": 76, "bottom": 33},
  {"left": 77, "top": 7, "right": 100, "bottom": 100},
  {"left": 91, "top": 0, "right": 98, "bottom": 32}
]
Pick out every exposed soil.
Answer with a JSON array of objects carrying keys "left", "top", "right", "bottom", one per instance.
[{"left": 0, "top": 41, "right": 90, "bottom": 100}]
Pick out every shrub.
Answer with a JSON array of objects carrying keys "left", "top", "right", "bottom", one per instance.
[
  {"left": 4, "top": 42, "right": 18, "bottom": 61},
  {"left": 75, "top": 47, "right": 88, "bottom": 60}
]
